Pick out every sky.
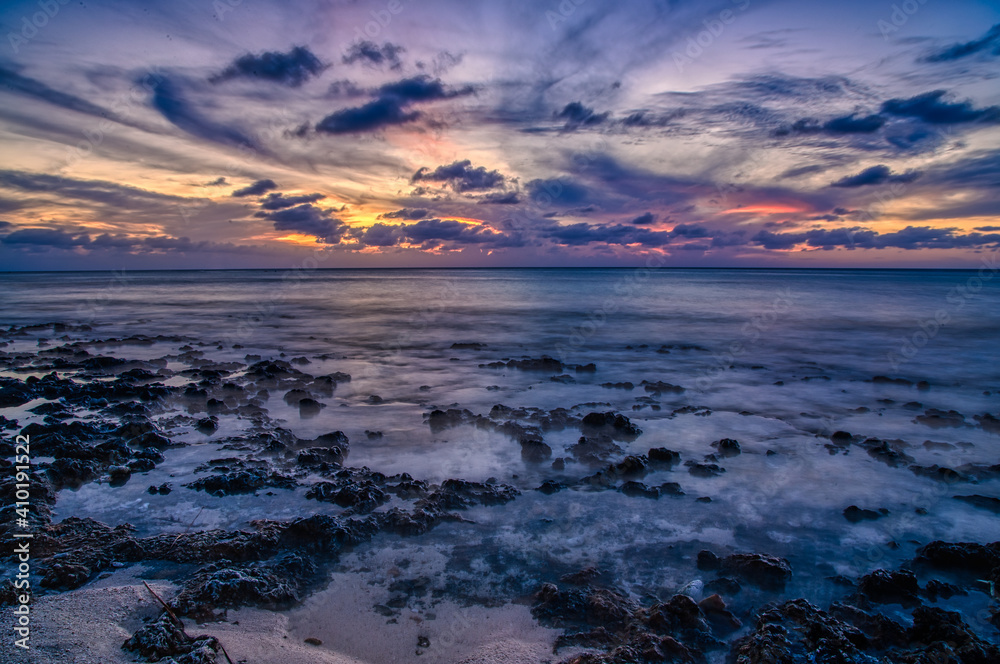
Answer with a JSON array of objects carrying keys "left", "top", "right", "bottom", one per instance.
[{"left": 0, "top": 0, "right": 999, "bottom": 270}]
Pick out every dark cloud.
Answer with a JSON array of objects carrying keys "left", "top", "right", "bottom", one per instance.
[
  {"left": 0, "top": 227, "right": 251, "bottom": 254},
  {"left": 315, "top": 97, "right": 418, "bottom": 134},
  {"left": 823, "top": 114, "right": 885, "bottom": 133},
  {"left": 254, "top": 203, "right": 346, "bottom": 242},
  {"left": 0, "top": 66, "right": 107, "bottom": 117},
  {"left": 526, "top": 178, "right": 588, "bottom": 205},
  {"left": 630, "top": 212, "right": 655, "bottom": 225},
  {"left": 379, "top": 208, "right": 431, "bottom": 220},
  {"left": 259, "top": 192, "right": 326, "bottom": 210},
  {"left": 314, "top": 75, "right": 472, "bottom": 134},
  {"left": 0, "top": 170, "right": 192, "bottom": 209},
  {"left": 479, "top": 191, "right": 520, "bottom": 205},
  {"left": 150, "top": 76, "right": 258, "bottom": 148},
  {"left": 2, "top": 228, "right": 85, "bottom": 248},
  {"left": 880, "top": 90, "right": 999, "bottom": 125},
  {"left": 921, "top": 24, "right": 1000, "bottom": 63},
  {"left": 204, "top": 177, "right": 228, "bottom": 186},
  {"left": 749, "top": 226, "right": 1000, "bottom": 251},
  {"left": 412, "top": 160, "right": 505, "bottom": 192},
  {"left": 342, "top": 41, "right": 405, "bottom": 70},
  {"left": 780, "top": 164, "right": 826, "bottom": 179},
  {"left": 376, "top": 76, "right": 471, "bottom": 103},
  {"left": 557, "top": 102, "right": 609, "bottom": 129},
  {"left": 831, "top": 165, "right": 920, "bottom": 187},
  {"left": 350, "top": 219, "right": 511, "bottom": 249},
  {"left": 976, "top": 226, "right": 1000, "bottom": 231},
  {"left": 670, "top": 223, "right": 711, "bottom": 238},
  {"left": 213, "top": 46, "right": 326, "bottom": 86},
  {"left": 232, "top": 179, "right": 278, "bottom": 197},
  {"left": 543, "top": 222, "right": 672, "bottom": 247}
]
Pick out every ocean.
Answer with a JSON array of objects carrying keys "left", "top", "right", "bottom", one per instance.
[{"left": 2, "top": 267, "right": 999, "bottom": 660}]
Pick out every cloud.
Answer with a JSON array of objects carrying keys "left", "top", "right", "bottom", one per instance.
[
  {"left": 343, "top": 41, "right": 405, "bottom": 70},
  {"left": 350, "top": 218, "right": 512, "bottom": 249},
  {"left": 259, "top": 192, "right": 326, "bottom": 209},
  {"left": 379, "top": 208, "right": 431, "bottom": 219},
  {"left": 831, "top": 165, "right": 920, "bottom": 187},
  {"left": 557, "top": 101, "right": 609, "bottom": 129},
  {"left": 376, "top": 75, "right": 471, "bottom": 103},
  {"left": 526, "top": 178, "right": 588, "bottom": 205},
  {"left": 0, "top": 227, "right": 252, "bottom": 254},
  {"left": 748, "top": 226, "right": 1000, "bottom": 250},
  {"left": 823, "top": 114, "right": 885, "bottom": 133},
  {"left": 150, "top": 76, "right": 258, "bottom": 148},
  {"left": 478, "top": 191, "right": 520, "bottom": 205},
  {"left": 232, "top": 179, "right": 278, "bottom": 197},
  {"left": 204, "top": 177, "right": 228, "bottom": 186},
  {"left": 921, "top": 24, "right": 1000, "bottom": 63},
  {"left": 315, "top": 97, "right": 419, "bottom": 134},
  {"left": 880, "top": 90, "right": 999, "bottom": 124},
  {"left": 0, "top": 67, "right": 121, "bottom": 121},
  {"left": 543, "top": 222, "right": 672, "bottom": 247},
  {"left": 0, "top": 170, "right": 193, "bottom": 209},
  {"left": 630, "top": 212, "right": 655, "bottom": 225},
  {"left": 213, "top": 46, "right": 326, "bottom": 86},
  {"left": 412, "top": 160, "right": 505, "bottom": 192},
  {"left": 254, "top": 203, "right": 346, "bottom": 242},
  {"left": 2, "top": 228, "right": 85, "bottom": 248},
  {"left": 314, "top": 75, "right": 472, "bottom": 134}
]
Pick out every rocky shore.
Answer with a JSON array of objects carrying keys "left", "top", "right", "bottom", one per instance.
[{"left": 1, "top": 323, "right": 998, "bottom": 663}]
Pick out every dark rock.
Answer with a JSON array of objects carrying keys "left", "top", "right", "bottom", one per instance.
[
  {"left": 536, "top": 480, "right": 566, "bottom": 495},
  {"left": 843, "top": 505, "right": 889, "bottom": 523},
  {"left": 122, "top": 612, "right": 220, "bottom": 662},
  {"left": 520, "top": 437, "right": 553, "bottom": 462},
  {"left": 914, "top": 540, "right": 1000, "bottom": 575},
  {"left": 560, "top": 567, "right": 601, "bottom": 585},
  {"left": 686, "top": 462, "right": 725, "bottom": 478},
  {"left": 711, "top": 438, "right": 741, "bottom": 457},
  {"left": 719, "top": 553, "right": 792, "bottom": 591},
  {"left": 858, "top": 569, "right": 920, "bottom": 606},
  {"left": 647, "top": 448, "right": 681, "bottom": 468},
  {"left": 640, "top": 380, "right": 685, "bottom": 395},
  {"left": 195, "top": 416, "right": 218, "bottom": 434},
  {"left": 915, "top": 408, "right": 967, "bottom": 428},
  {"left": 953, "top": 494, "right": 1000, "bottom": 514},
  {"left": 580, "top": 412, "right": 642, "bottom": 440}
]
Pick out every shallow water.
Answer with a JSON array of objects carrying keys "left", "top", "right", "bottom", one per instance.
[{"left": 2, "top": 267, "right": 999, "bottom": 642}]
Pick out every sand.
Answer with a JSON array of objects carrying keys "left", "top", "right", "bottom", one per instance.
[{"left": 8, "top": 566, "right": 571, "bottom": 664}]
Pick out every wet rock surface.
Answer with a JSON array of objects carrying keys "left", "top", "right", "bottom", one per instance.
[{"left": 2, "top": 329, "right": 998, "bottom": 662}]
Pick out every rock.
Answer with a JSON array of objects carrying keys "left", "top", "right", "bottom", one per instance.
[
  {"left": 640, "top": 380, "right": 685, "bottom": 395},
  {"left": 915, "top": 408, "right": 967, "bottom": 428},
  {"left": 195, "top": 416, "right": 218, "bottom": 434},
  {"left": 108, "top": 465, "right": 132, "bottom": 486},
  {"left": 843, "top": 505, "right": 889, "bottom": 523},
  {"left": 536, "top": 480, "right": 566, "bottom": 495},
  {"left": 647, "top": 447, "right": 681, "bottom": 468},
  {"left": 686, "top": 462, "right": 725, "bottom": 478},
  {"left": 560, "top": 567, "right": 601, "bottom": 585},
  {"left": 718, "top": 553, "right": 792, "bottom": 591},
  {"left": 520, "top": 437, "right": 553, "bottom": 462},
  {"left": 953, "top": 494, "right": 1000, "bottom": 514},
  {"left": 697, "top": 550, "right": 720, "bottom": 571},
  {"left": 857, "top": 569, "right": 920, "bottom": 606},
  {"left": 304, "top": 637, "right": 322, "bottom": 646},
  {"left": 123, "top": 612, "right": 220, "bottom": 662},
  {"left": 618, "top": 481, "right": 660, "bottom": 499},
  {"left": 711, "top": 438, "right": 741, "bottom": 457},
  {"left": 580, "top": 412, "right": 642, "bottom": 440},
  {"left": 914, "top": 540, "right": 1000, "bottom": 574}
]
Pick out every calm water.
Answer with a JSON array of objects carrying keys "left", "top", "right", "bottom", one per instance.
[{"left": 2, "top": 268, "right": 999, "bottom": 640}]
